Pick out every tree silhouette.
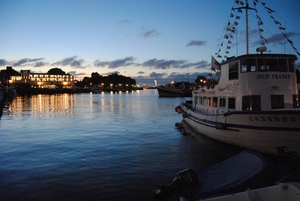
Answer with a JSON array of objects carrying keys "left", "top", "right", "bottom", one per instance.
[{"left": 47, "top": 68, "right": 66, "bottom": 75}]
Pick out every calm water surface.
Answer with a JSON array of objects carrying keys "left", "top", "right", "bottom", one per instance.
[{"left": 0, "top": 89, "right": 242, "bottom": 201}]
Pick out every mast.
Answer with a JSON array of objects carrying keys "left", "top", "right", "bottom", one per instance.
[
  {"left": 245, "top": 0, "right": 249, "bottom": 54},
  {"left": 233, "top": 0, "right": 255, "bottom": 55}
]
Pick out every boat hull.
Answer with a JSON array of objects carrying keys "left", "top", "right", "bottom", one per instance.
[
  {"left": 200, "top": 182, "right": 300, "bottom": 201},
  {"left": 180, "top": 104, "right": 300, "bottom": 157},
  {"left": 157, "top": 87, "right": 187, "bottom": 97}
]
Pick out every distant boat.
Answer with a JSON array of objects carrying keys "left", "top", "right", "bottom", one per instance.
[
  {"left": 91, "top": 88, "right": 103, "bottom": 94},
  {"left": 175, "top": 0, "right": 300, "bottom": 158},
  {"left": 157, "top": 82, "right": 192, "bottom": 97}
]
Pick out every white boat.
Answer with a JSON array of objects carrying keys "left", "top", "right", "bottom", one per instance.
[
  {"left": 176, "top": 0, "right": 300, "bottom": 158},
  {"left": 197, "top": 182, "right": 300, "bottom": 201}
]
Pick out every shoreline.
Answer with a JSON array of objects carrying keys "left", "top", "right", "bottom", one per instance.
[{"left": 15, "top": 87, "right": 144, "bottom": 95}]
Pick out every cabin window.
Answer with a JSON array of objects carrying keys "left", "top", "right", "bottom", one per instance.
[
  {"left": 278, "top": 59, "right": 288, "bottom": 72},
  {"left": 193, "top": 96, "right": 197, "bottom": 104},
  {"left": 219, "top": 97, "right": 226, "bottom": 108},
  {"left": 198, "top": 97, "right": 202, "bottom": 105},
  {"left": 229, "top": 61, "right": 238, "bottom": 80},
  {"left": 293, "top": 95, "right": 299, "bottom": 108},
  {"left": 241, "top": 58, "right": 256, "bottom": 73},
  {"left": 212, "top": 97, "right": 218, "bottom": 107},
  {"left": 207, "top": 97, "right": 212, "bottom": 106},
  {"left": 258, "top": 58, "right": 267, "bottom": 71},
  {"left": 228, "top": 97, "right": 236, "bottom": 109},
  {"left": 271, "top": 95, "right": 284, "bottom": 109},
  {"left": 288, "top": 59, "right": 295, "bottom": 72},
  {"left": 242, "top": 95, "right": 261, "bottom": 111},
  {"left": 266, "top": 59, "right": 278, "bottom": 71},
  {"left": 203, "top": 97, "right": 207, "bottom": 105}
]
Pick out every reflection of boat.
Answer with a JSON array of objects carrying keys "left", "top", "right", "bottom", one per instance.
[
  {"left": 157, "top": 82, "right": 192, "bottom": 97},
  {"left": 176, "top": 1, "right": 300, "bottom": 158},
  {"left": 91, "top": 89, "right": 103, "bottom": 94},
  {"left": 0, "top": 89, "right": 4, "bottom": 117},
  {"left": 0, "top": 86, "right": 16, "bottom": 118},
  {"left": 154, "top": 150, "right": 300, "bottom": 201}
]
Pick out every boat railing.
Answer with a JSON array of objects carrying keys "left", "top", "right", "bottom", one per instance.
[
  {"left": 183, "top": 101, "right": 228, "bottom": 117},
  {"left": 183, "top": 100, "right": 193, "bottom": 109}
]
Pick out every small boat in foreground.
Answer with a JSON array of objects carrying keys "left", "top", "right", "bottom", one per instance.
[
  {"left": 175, "top": 0, "right": 300, "bottom": 158},
  {"left": 197, "top": 180, "right": 300, "bottom": 201},
  {"left": 154, "top": 150, "right": 300, "bottom": 201}
]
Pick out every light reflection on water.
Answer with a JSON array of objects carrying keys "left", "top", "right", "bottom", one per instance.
[{"left": 0, "top": 90, "right": 242, "bottom": 201}]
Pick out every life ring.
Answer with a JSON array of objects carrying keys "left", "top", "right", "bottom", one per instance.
[{"left": 175, "top": 105, "right": 182, "bottom": 114}]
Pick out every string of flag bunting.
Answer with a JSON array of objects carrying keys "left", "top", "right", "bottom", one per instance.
[
  {"left": 215, "top": 0, "right": 300, "bottom": 59},
  {"left": 253, "top": 0, "right": 267, "bottom": 47},
  {"left": 215, "top": 0, "right": 243, "bottom": 59}
]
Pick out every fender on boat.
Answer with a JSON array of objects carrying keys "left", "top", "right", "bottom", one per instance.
[{"left": 175, "top": 105, "right": 183, "bottom": 114}]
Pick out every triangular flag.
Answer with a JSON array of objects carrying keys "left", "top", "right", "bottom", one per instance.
[
  {"left": 265, "top": 7, "right": 275, "bottom": 13},
  {"left": 274, "top": 20, "right": 281, "bottom": 25},
  {"left": 211, "top": 56, "right": 221, "bottom": 71}
]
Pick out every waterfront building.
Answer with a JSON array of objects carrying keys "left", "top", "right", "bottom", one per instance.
[{"left": 0, "top": 66, "right": 74, "bottom": 89}]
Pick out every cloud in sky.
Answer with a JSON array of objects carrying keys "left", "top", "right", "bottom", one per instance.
[
  {"left": 253, "top": 31, "right": 300, "bottom": 46},
  {"left": 186, "top": 40, "right": 207, "bottom": 46},
  {"left": 240, "top": 29, "right": 300, "bottom": 50},
  {"left": 94, "top": 57, "right": 135, "bottom": 69},
  {"left": 140, "top": 26, "right": 162, "bottom": 38},
  {"left": 142, "top": 59, "right": 187, "bottom": 69},
  {"left": 193, "top": 60, "right": 210, "bottom": 69},
  {"left": 142, "top": 58, "right": 209, "bottom": 70},
  {"left": 135, "top": 71, "right": 208, "bottom": 86},
  {"left": 34, "top": 61, "right": 49, "bottom": 67},
  {"left": 52, "top": 56, "right": 85, "bottom": 68},
  {"left": 149, "top": 72, "right": 168, "bottom": 78},
  {"left": 0, "top": 56, "right": 210, "bottom": 71},
  {"left": 0, "top": 59, "right": 7, "bottom": 66},
  {"left": 13, "top": 58, "right": 45, "bottom": 67},
  {"left": 118, "top": 20, "right": 131, "bottom": 25}
]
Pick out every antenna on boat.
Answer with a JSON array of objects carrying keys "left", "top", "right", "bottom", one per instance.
[{"left": 233, "top": 0, "right": 255, "bottom": 55}]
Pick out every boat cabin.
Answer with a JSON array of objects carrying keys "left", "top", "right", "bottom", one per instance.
[{"left": 193, "top": 53, "right": 298, "bottom": 114}]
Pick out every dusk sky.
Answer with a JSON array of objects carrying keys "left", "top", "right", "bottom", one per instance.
[{"left": 1, "top": 0, "right": 299, "bottom": 86}]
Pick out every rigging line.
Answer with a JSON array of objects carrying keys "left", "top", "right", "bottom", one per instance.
[
  {"left": 259, "top": 4, "right": 294, "bottom": 55},
  {"left": 248, "top": 6, "right": 293, "bottom": 55},
  {"left": 260, "top": 1, "right": 299, "bottom": 56}
]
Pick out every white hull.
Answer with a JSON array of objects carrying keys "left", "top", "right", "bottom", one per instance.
[
  {"left": 174, "top": 1, "right": 300, "bottom": 159},
  {"left": 180, "top": 104, "right": 300, "bottom": 157}
]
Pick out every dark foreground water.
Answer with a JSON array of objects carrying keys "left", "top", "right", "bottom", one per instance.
[{"left": 0, "top": 89, "right": 242, "bottom": 201}]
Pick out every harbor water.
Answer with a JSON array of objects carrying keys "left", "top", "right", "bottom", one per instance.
[{"left": 0, "top": 89, "right": 242, "bottom": 201}]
